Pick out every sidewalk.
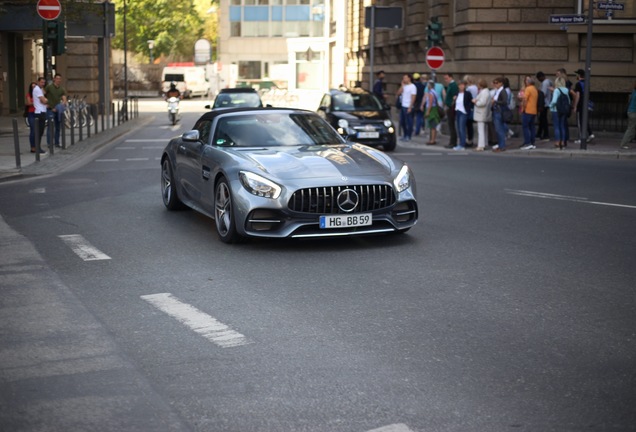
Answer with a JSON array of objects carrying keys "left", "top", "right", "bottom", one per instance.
[
  {"left": 0, "top": 114, "right": 154, "bottom": 183},
  {"left": 1, "top": 114, "right": 635, "bottom": 184},
  {"left": 394, "top": 119, "right": 636, "bottom": 160}
]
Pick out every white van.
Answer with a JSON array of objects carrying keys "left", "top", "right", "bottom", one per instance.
[{"left": 161, "top": 65, "right": 209, "bottom": 98}]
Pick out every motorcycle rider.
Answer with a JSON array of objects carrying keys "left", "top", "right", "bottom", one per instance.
[{"left": 166, "top": 82, "right": 181, "bottom": 99}]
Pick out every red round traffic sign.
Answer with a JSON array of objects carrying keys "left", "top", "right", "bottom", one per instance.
[
  {"left": 426, "top": 46, "right": 445, "bottom": 70},
  {"left": 37, "top": 0, "right": 61, "bottom": 21}
]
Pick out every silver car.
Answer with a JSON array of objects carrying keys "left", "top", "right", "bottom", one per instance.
[{"left": 160, "top": 107, "right": 418, "bottom": 243}]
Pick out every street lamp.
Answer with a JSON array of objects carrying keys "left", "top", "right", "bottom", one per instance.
[{"left": 148, "top": 40, "right": 155, "bottom": 64}]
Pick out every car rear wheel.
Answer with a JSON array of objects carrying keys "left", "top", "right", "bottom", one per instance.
[
  {"left": 214, "top": 178, "right": 242, "bottom": 243},
  {"left": 161, "top": 159, "right": 184, "bottom": 210}
]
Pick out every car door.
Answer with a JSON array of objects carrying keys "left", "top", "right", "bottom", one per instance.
[{"left": 175, "top": 119, "right": 212, "bottom": 204}]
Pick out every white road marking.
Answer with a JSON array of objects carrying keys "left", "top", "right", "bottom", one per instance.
[
  {"left": 29, "top": 187, "right": 46, "bottom": 194},
  {"left": 366, "top": 424, "right": 414, "bottom": 432},
  {"left": 58, "top": 234, "right": 111, "bottom": 261},
  {"left": 95, "top": 159, "right": 119, "bottom": 162},
  {"left": 125, "top": 158, "right": 150, "bottom": 161},
  {"left": 140, "top": 293, "right": 250, "bottom": 348},
  {"left": 125, "top": 139, "right": 171, "bottom": 142},
  {"left": 506, "top": 189, "right": 636, "bottom": 209}
]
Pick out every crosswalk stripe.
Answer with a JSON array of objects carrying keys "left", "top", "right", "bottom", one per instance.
[{"left": 140, "top": 293, "right": 250, "bottom": 348}]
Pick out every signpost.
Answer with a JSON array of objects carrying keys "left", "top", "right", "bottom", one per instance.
[
  {"left": 37, "top": 0, "right": 61, "bottom": 21},
  {"left": 426, "top": 46, "right": 445, "bottom": 70}
]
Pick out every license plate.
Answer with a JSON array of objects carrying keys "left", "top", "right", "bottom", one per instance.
[
  {"left": 320, "top": 213, "right": 372, "bottom": 229},
  {"left": 357, "top": 131, "right": 379, "bottom": 139}
]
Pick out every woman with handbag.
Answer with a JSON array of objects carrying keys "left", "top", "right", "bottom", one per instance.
[
  {"left": 491, "top": 77, "right": 509, "bottom": 152},
  {"left": 422, "top": 80, "right": 441, "bottom": 145}
]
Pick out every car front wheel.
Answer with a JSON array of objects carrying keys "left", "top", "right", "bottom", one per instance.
[
  {"left": 214, "top": 178, "right": 242, "bottom": 243},
  {"left": 161, "top": 159, "right": 184, "bottom": 210}
]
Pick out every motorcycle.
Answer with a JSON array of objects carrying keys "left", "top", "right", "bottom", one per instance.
[{"left": 167, "top": 97, "right": 180, "bottom": 125}]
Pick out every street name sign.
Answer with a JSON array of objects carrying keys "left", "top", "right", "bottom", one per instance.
[
  {"left": 37, "top": 0, "right": 61, "bottom": 21},
  {"left": 549, "top": 14, "right": 586, "bottom": 24},
  {"left": 597, "top": 2, "right": 625, "bottom": 11},
  {"left": 426, "top": 46, "right": 445, "bottom": 70}
]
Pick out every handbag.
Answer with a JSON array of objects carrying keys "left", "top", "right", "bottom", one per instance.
[
  {"left": 502, "top": 106, "right": 513, "bottom": 123},
  {"left": 23, "top": 105, "right": 29, "bottom": 117}
]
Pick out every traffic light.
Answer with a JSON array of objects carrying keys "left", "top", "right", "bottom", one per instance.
[
  {"left": 427, "top": 17, "right": 443, "bottom": 48},
  {"left": 44, "top": 20, "right": 65, "bottom": 56}
]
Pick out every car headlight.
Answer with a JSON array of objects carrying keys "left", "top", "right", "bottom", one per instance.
[
  {"left": 393, "top": 165, "right": 411, "bottom": 193},
  {"left": 383, "top": 119, "right": 393, "bottom": 128},
  {"left": 338, "top": 119, "right": 349, "bottom": 129},
  {"left": 239, "top": 171, "right": 282, "bottom": 199}
]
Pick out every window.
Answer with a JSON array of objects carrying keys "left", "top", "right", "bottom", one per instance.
[{"left": 239, "top": 61, "right": 262, "bottom": 79}]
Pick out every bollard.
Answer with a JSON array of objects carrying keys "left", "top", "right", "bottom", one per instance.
[
  {"left": 94, "top": 105, "right": 98, "bottom": 135},
  {"left": 12, "top": 118, "right": 21, "bottom": 169},
  {"left": 101, "top": 103, "right": 105, "bottom": 132},
  {"left": 61, "top": 112, "right": 66, "bottom": 149},
  {"left": 70, "top": 109, "right": 75, "bottom": 146},
  {"left": 111, "top": 102, "right": 115, "bottom": 128},
  {"left": 34, "top": 115, "right": 41, "bottom": 162},
  {"left": 87, "top": 107, "right": 91, "bottom": 139},
  {"left": 47, "top": 116, "right": 54, "bottom": 155},
  {"left": 79, "top": 109, "right": 83, "bottom": 142}
]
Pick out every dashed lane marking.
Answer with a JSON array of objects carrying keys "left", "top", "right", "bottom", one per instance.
[
  {"left": 125, "top": 139, "right": 171, "bottom": 142},
  {"left": 140, "top": 293, "right": 250, "bottom": 348},
  {"left": 58, "top": 234, "right": 111, "bottom": 261},
  {"left": 125, "top": 158, "right": 150, "bottom": 161},
  {"left": 366, "top": 424, "right": 415, "bottom": 432},
  {"left": 506, "top": 189, "right": 636, "bottom": 209},
  {"left": 95, "top": 159, "right": 119, "bottom": 162}
]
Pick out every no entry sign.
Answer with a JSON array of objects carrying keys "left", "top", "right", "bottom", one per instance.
[
  {"left": 37, "top": 0, "right": 61, "bottom": 21},
  {"left": 426, "top": 46, "right": 445, "bottom": 70}
]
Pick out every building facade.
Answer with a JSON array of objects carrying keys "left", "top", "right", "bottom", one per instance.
[{"left": 342, "top": 0, "right": 636, "bottom": 131}]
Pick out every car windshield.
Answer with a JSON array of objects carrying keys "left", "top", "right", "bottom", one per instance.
[
  {"left": 332, "top": 92, "right": 384, "bottom": 111},
  {"left": 213, "top": 92, "right": 262, "bottom": 108},
  {"left": 212, "top": 112, "right": 345, "bottom": 147}
]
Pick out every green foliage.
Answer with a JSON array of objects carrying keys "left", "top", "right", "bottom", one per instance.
[{"left": 112, "top": 0, "right": 213, "bottom": 61}]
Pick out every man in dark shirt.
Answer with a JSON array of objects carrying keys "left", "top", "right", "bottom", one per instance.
[
  {"left": 573, "top": 69, "right": 594, "bottom": 144},
  {"left": 373, "top": 70, "right": 386, "bottom": 102},
  {"left": 444, "top": 73, "right": 459, "bottom": 148}
]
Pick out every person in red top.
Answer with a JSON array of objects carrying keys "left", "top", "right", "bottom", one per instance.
[{"left": 520, "top": 75, "right": 539, "bottom": 150}]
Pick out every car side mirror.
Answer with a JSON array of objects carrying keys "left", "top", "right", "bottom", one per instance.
[
  {"left": 204, "top": 104, "right": 211, "bottom": 109},
  {"left": 182, "top": 130, "right": 200, "bottom": 142},
  {"left": 318, "top": 106, "right": 327, "bottom": 112}
]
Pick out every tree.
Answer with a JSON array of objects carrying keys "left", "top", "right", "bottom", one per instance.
[{"left": 112, "top": 0, "right": 209, "bottom": 61}]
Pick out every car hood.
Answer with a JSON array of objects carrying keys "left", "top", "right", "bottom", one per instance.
[
  {"left": 330, "top": 110, "right": 389, "bottom": 121},
  {"left": 233, "top": 144, "right": 396, "bottom": 180}
]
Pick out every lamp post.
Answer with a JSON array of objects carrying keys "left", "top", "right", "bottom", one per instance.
[{"left": 148, "top": 39, "right": 155, "bottom": 64}]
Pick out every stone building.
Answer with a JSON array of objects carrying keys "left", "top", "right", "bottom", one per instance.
[
  {"left": 340, "top": 0, "right": 636, "bottom": 132},
  {"left": 0, "top": 1, "right": 112, "bottom": 117}
]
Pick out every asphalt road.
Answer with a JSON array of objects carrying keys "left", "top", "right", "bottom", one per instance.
[{"left": 1, "top": 100, "right": 635, "bottom": 432}]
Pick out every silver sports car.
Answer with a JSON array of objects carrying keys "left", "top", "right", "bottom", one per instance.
[{"left": 160, "top": 107, "right": 418, "bottom": 243}]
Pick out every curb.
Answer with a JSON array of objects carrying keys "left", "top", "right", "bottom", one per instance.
[{"left": 0, "top": 115, "right": 156, "bottom": 184}]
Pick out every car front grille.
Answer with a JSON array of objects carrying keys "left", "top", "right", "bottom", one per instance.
[{"left": 288, "top": 184, "right": 395, "bottom": 214}]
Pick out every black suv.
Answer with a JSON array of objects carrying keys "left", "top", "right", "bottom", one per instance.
[
  {"left": 207, "top": 88, "right": 264, "bottom": 110},
  {"left": 317, "top": 88, "right": 396, "bottom": 151}
]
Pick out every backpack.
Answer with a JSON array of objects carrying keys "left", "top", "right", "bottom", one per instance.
[
  {"left": 507, "top": 89, "right": 516, "bottom": 110},
  {"left": 556, "top": 89, "right": 570, "bottom": 115},
  {"left": 537, "top": 89, "right": 545, "bottom": 111}
]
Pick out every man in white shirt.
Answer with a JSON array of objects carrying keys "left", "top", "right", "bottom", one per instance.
[
  {"left": 32, "top": 77, "right": 48, "bottom": 153},
  {"left": 396, "top": 74, "right": 417, "bottom": 141}
]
